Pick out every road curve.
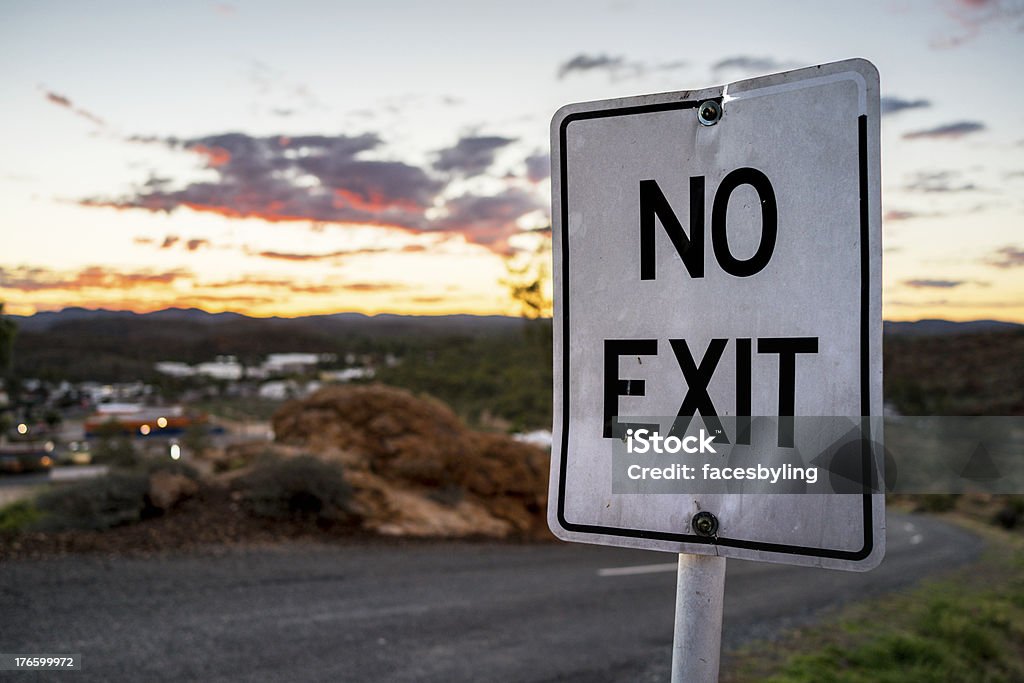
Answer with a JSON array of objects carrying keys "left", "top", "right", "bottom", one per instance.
[{"left": 0, "top": 512, "right": 982, "bottom": 682}]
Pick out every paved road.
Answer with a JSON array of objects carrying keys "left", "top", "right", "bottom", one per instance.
[{"left": 0, "top": 512, "right": 981, "bottom": 682}]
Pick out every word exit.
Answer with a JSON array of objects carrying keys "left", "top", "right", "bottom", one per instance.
[{"left": 604, "top": 337, "right": 819, "bottom": 447}]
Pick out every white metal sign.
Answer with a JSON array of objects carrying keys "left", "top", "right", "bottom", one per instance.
[{"left": 548, "top": 59, "right": 884, "bottom": 570}]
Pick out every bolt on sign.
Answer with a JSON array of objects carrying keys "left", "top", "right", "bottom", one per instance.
[{"left": 548, "top": 59, "right": 885, "bottom": 570}]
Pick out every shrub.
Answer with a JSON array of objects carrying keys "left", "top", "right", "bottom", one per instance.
[
  {"left": 234, "top": 455, "right": 357, "bottom": 525},
  {"left": 32, "top": 472, "right": 151, "bottom": 531},
  {"left": 214, "top": 444, "right": 268, "bottom": 473},
  {"left": 137, "top": 458, "right": 199, "bottom": 480},
  {"left": 994, "top": 496, "right": 1024, "bottom": 529},
  {"left": 90, "top": 435, "right": 141, "bottom": 469},
  {"left": 0, "top": 500, "right": 41, "bottom": 533},
  {"left": 912, "top": 494, "right": 959, "bottom": 513}
]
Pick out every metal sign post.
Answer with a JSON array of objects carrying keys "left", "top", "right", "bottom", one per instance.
[{"left": 671, "top": 554, "right": 727, "bottom": 683}]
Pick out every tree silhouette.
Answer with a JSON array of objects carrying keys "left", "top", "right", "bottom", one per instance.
[
  {"left": 0, "top": 303, "right": 16, "bottom": 374},
  {"left": 503, "top": 234, "right": 553, "bottom": 320}
]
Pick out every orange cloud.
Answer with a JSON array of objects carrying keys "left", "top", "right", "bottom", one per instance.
[
  {"left": 77, "top": 131, "right": 546, "bottom": 253},
  {"left": 0, "top": 266, "right": 190, "bottom": 292},
  {"left": 332, "top": 188, "right": 420, "bottom": 213},
  {"left": 203, "top": 277, "right": 334, "bottom": 294},
  {"left": 0, "top": 265, "right": 420, "bottom": 316},
  {"left": 342, "top": 283, "right": 403, "bottom": 292},
  {"left": 189, "top": 143, "right": 231, "bottom": 167}
]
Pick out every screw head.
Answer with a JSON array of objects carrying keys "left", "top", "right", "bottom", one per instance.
[
  {"left": 692, "top": 511, "right": 719, "bottom": 537},
  {"left": 697, "top": 100, "right": 722, "bottom": 126}
]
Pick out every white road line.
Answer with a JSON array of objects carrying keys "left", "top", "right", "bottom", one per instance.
[{"left": 598, "top": 563, "right": 678, "bottom": 577}]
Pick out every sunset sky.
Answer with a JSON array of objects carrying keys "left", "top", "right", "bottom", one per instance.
[{"left": 1, "top": 0, "right": 1022, "bottom": 320}]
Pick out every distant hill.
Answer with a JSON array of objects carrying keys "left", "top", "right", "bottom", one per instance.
[
  {"left": 883, "top": 319, "right": 1024, "bottom": 336},
  {"left": 9, "top": 307, "right": 524, "bottom": 335},
  {"left": 5, "top": 307, "right": 533, "bottom": 383},
  {"left": 14, "top": 308, "right": 1023, "bottom": 337},
  {"left": 9, "top": 307, "right": 248, "bottom": 333}
]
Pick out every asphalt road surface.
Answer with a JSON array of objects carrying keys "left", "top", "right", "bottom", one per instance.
[{"left": 0, "top": 512, "right": 982, "bottom": 682}]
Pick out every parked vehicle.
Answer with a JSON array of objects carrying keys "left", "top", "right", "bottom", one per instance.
[{"left": 0, "top": 442, "right": 55, "bottom": 473}]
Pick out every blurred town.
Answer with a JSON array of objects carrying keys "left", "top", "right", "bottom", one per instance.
[
  {"left": 1, "top": 349, "right": 385, "bottom": 477},
  {"left": 0, "top": 348, "right": 385, "bottom": 471}
]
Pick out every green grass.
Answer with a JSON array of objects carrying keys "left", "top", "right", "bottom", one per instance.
[
  {"left": 0, "top": 499, "right": 40, "bottom": 533},
  {"left": 725, "top": 521, "right": 1024, "bottom": 683}
]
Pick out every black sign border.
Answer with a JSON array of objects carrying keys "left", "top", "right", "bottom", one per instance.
[{"left": 555, "top": 98, "right": 875, "bottom": 561}]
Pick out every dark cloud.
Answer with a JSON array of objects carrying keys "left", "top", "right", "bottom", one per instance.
[
  {"left": 432, "top": 187, "right": 543, "bottom": 251},
  {"left": 557, "top": 53, "right": 686, "bottom": 80},
  {"left": 904, "top": 170, "right": 979, "bottom": 193},
  {"left": 902, "top": 121, "right": 986, "bottom": 140},
  {"left": 903, "top": 279, "right": 968, "bottom": 288},
  {"left": 558, "top": 54, "right": 628, "bottom": 79},
  {"left": 83, "top": 129, "right": 546, "bottom": 252},
  {"left": 525, "top": 153, "right": 550, "bottom": 183},
  {"left": 0, "top": 266, "right": 189, "bottom": 292},
  {"left": 248, "top": 244, "right": 428, "bottom": 261},
  {"left": 985, "top": 245, "right": 1024, "bottom": 268},
  {"left": 136, "top": 235, "right": 210, "bottom": 252},
  {"left": 880, "top": 96, "right": 931, "bottom": 116},
  {"left": 711, "top": 56, "right": 801, "bottom": 78},
  {"left": 253, "top": 249, "right": 355, "bottom": 262},
  {"left": 41, "top": 89, "right": 106, "bottom": 127},
  {"left": 143, "top": 174, "right": 172, "bottom": 189},
  {"left": 85, "top": 131, "right": 443, "bottom": 231},
  {"left": 435, "top": 135, "right": 516, "bottom": 175},
  {"left": 45, "top": 92, "right": 71, "bottom": 107}
]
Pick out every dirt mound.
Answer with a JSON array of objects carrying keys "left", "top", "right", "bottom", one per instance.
[{"left": 269, "top": 384, "right": 550, "bottom": 539}]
